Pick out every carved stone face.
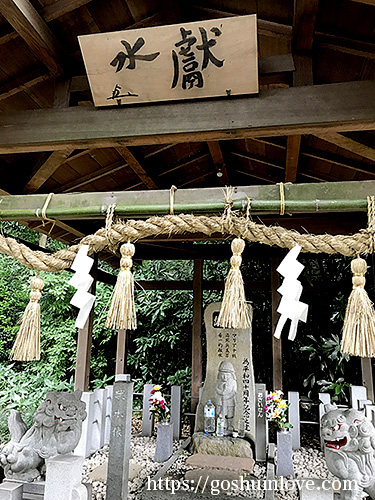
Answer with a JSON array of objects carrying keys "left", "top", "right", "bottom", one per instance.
[
  {"left": 321, "top": 408, "right": 350, "bottom": 451},
  {"left": 321, "top": 404, "right": 373, "bottom": 453}
]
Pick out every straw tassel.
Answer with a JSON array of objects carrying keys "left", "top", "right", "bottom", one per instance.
[
  {"left": 105, "top": 242, "right": 137, "bottom": 330},
  {"left": 341, "top": 256, "right": 375, "bottom": 357},
  {"left": 11, "top": 273, "right": 44, "bottom": 361},
  {"left": 217, "top": 238, "right": 251, "bottom": 329}
]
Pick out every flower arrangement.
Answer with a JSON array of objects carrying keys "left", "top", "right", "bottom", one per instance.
[
  {"left": 149, "top": 385, "right": 170, "bottom": 422},
  {"left": 264, "top": 390, "right": 293, "bottom": 430}
]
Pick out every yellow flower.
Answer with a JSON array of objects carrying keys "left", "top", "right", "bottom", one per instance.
[
  {"left": 278, "top": 402, "right": 286, "bottom": 409},
  {"left": 153, "top": 385, "right": 162, "bottom": 391},
  {"left": 274, "top": 399, "right": 281, "bottom": 403}
]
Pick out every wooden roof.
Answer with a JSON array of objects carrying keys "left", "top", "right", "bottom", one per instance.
[{"left": 0, "top": 0, "right": 374, "bottom": 254}]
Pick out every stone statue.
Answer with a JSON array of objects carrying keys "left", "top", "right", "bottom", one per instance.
[
  {"left": 321, "top": 403, "right": 375, "bottom": 499},
  {"left": 216, "top": 360, "right": 237, "bottom": 435},
  {"left": 0, "top": 390, "right": 87, "bottom": 482}
]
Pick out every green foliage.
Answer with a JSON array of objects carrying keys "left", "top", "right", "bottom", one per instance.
[{"left": 301, "top": 332, "right": 351, "bottom": 403}]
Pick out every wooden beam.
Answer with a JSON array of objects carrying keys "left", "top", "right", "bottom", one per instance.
[
  {"left": 313, "top": 132, "right": 375, "bottom": 162},
  {"left": 41, "top": 0, "right": 92, "bottom": 22},
  {"left": 293, "top": 0, "right": 320, "bottom": 52},
  {"left": 56, "top": 159, "right": 127, "bottom": 193},
  {"left": 24, "top": 148, "right": 74, "bottom": 193},
  {"left": 207, "top": 141, "right": 229, "bottom": 185},
  {"left": 348, "top": 0, "right": 375, "bottom": 5},
  {"left": 232, "top": 148, "right": 325, "bottom": 182},
  {"left": 303, "top": 149, "right": 375, "bottom": 178},
  {"left": 116, "top": 146, "right": 158, "bottom": 189},
  {"left": 192, "top": 5, "right": 293, "bottom": 38},
  {"left": 293, "top": 0, "right": 318, "bottom": 86},
  {"left": 1, "top": 81, "right": 375, "bottom": 153},
  {"left": 0, "top": 67, "right": 51, "bottom": 102},
  {"left": 251, "top": 136, "right": 375, "bottom": 178},
  {"left": 0, "top": 0, "right": 64, "bottom": 75},
  {"left": 74, "top": 255, "right": 97, "bottom": 392},
  {"left": 316, "top": 31, "right": 375, "bottom": 60},
  {"left": 271, "top": 257, "right": 283, "bottom": 392},
  {"left": 53, "top": 77, "right": 71, "bottom": 109},
  {"left": 191, "top": 259, "right": 203, "bottom": 413},
  {"left": 134, "top": 280, "right": 267, "bottom": 291},
  {"left": 259, "top": 54, "right": 295, "bottom": 74},
  {"left": 285, "top": 135, "right": 301, "bottom": 182}
]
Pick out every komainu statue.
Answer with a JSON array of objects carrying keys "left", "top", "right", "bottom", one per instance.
[
  {"left": 0, "top": 390, "right": 86, "bottom": 482},
  {"left": 321, "top": 403, "right": 375, "bottom": 499}
]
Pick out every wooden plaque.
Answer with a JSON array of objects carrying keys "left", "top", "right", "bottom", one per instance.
[{"left": 78, "top": 14, "right": 258, "bottom": 107}]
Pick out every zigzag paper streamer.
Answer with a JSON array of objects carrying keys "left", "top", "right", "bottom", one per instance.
[
  {"left": 274, "top": 245, "right": 308, "bottom": 341},
  {"left": 69, "top": 245, "right": 96, "bottom": 329}
]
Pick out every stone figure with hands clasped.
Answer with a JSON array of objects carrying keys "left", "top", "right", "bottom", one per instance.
[{"left": 216, "top": 360, "right": 237, "bottom": 435}]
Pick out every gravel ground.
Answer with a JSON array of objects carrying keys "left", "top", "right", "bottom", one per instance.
[{"left": 82, "top": 428, "right": 336, "bottom": 500}]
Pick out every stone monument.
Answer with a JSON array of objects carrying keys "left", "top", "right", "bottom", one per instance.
[
  {"left": 0, "top": 390, "right": 87, "bottom": 482},
  {"left": 194, "top": 302, "right": 255, "bottom": 444}
]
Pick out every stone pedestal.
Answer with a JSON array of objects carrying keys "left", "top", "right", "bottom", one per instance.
[
  {"left": 45, "top": 454, "right": 87, "bottom": 500},
  {"left": 191, "top": 432, "right": 253, "bottom": 458},
  {"left": 154, "top": 422, "right": 173, "bottom": 463},
  {"left": 276, "top": 430, "right": 294, "bottom": 478},
  {"left": 0, "top": 482, "right": 23, "bottom": 500},
  {"left": 195, "top": 303, "right": 256, "bottom": 443},
  {"left": 299, "top": 479, "right": 333, "bottom": 500}
]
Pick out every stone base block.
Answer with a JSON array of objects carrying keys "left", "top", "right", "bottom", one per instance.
[
  {"left": 191, "top": 432, "right": 253, "bottom": 458},
  {"left": 154, "top": 422, "right": 173, "bottom": 463},
  {"left": 276, "top": 431, "right": 294, "bottom": 478},
  {"left": 0, "top": 482, "right": 23, "bottom": 500},
  {"left": 299, "top": 479, "right": 333, "bottom": 500},
  {"left": 89, "top": 459, "right": 142, "bottom": 482},
  {"left": 45, "top": 454, "right": 87, "bottom": 500},
  {"left": 186, "top": 453, "right": 254, "bottom": 473}
]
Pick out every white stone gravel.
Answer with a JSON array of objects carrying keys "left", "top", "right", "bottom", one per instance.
[{"left": 82, "top": 438, "right": 336, "bottom": 500}]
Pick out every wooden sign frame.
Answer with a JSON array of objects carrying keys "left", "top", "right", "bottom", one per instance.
[{"left": 79, "top": 14, "right": 258, "bottom": 107}]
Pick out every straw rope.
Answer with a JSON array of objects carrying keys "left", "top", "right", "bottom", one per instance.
[{"left": 0, "top": 212, "right": 373, "bottom": 273}]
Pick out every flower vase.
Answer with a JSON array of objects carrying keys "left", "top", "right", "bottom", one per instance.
[
  {"left": 276, "top": 428, "right": 294, "bottom": 478},
  {"left": 154, "top": 421, "right": 173, "bottom": 463}
]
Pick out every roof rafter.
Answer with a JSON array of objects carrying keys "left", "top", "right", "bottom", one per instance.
[
  {"left": 116, "top": 146, "right": 158, "bottom": 189},
  {"left": 285, "top": 136, "right": 302, "bottom": 182},
  {"left": 313, "top": 132, "right": 375, "bottom": 162},
  {"left": 24, "top": 149, "right": 74, "bottom": 193},
  {"left": 0, "top": 0, "right": 65, "bottom": 75},
  {"left": 56, "top": 160, "right": 128, "bottom": 193},
  {"left": 207, "top": 141, "right": 229, "bottom": 185}
]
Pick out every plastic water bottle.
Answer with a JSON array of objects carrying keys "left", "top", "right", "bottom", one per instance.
[
  {"left": 238, "top": 417, "right": 245, "bottom": 438},
  {"left": 204, "top": 400, "right": 215, "bottom": 434},
  {"left": 216, "top": 414, "right": 225, "bottom": 437}
]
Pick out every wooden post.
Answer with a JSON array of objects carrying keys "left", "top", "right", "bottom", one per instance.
[
  {"left": 115, "top": 329, "right": 128, "bottom": 375},
  {"left": 361, "top": 358, "right": 374, "bottom": 403},
  {"left": 74, "top": 255, "right": 97, "bottom": 392},
  {"left": 271, "top": 257, "right": 283, "bottom": 392},
  {"left": 191, "top": 259, "right": 203, "bottom": 413}
]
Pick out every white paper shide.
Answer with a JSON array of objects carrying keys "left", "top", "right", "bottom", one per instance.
[
  {"left": 274, "top": 245, "right": 308, "bottom": 341},
  {"left": 69, "top": 245, "right": 96, "bottom": 329}
]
